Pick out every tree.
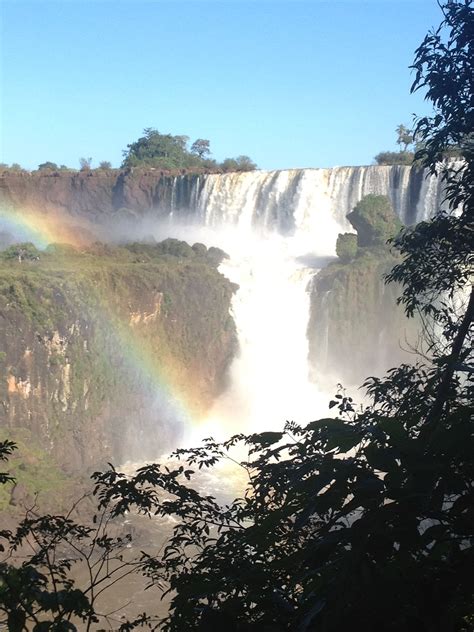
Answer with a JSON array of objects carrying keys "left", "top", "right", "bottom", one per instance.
[
  {"left": 79, "top": 157, "right": 92, "bottom": 171},
  {"left": 37, "top": 162, "right": 58, "bottom": 171},
  {"left": 0, "top": 441, "right": 153, "bottom": 631},
  {"left": 2, "top": 243, "right": 41, "bottom": 263},
  {"left": 90, "top": 3, "right": 473, "bottom": 629},
  {"left": 190, "top": 139, "right": 211, "bottom": 159},
  {"left": 374, "top": 150, "right": 414, "bottom": 165},
  {"left": 374, "top": 125, "right": 414, "bottom": 165},
  {"left": 98, "top": 161, "right": 112, "bottom": 170},
  {"left": 121, "top": 128, "right": 192, "bottom": 169},
  {"left": 221, "top": 155, "right": 257, "bottom": 172},
  {"left": 396, "top": 123, "right": 414, "bottom": 151}
]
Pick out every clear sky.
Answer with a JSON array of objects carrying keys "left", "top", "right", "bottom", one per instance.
[{"left": 1, "top": 0, "right": 444, "bottom": 171}]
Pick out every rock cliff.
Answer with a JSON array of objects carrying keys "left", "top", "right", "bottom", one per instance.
[
  {"left": 308, "top": 251, "right": 417, "bottom": 386},
  {"left": 0, "top": 170, "right": 198, "bottom": 221},
  {"left": 0, "top": 244, "right": 237, "bottom": 490}
]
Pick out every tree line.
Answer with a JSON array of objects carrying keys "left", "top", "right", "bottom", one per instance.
[{"left": 0, "top": 131, "right": 258, "bottom": 174}]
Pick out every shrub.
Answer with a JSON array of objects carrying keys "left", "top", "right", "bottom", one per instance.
[
  {"left": 348, "top": 195, "right": 402, "bottom": 248},
  {"left": 38, "top": 162, "right": 58, "bottom": 171},
  {"left": 374, "top": 151, "right": 414, "bottom": 165},
  {"left": 2, "top": 243, "right": 41, "bottom": 262},
  {"left": 336, "top": 232, "right": 358, "bottom": 261}
]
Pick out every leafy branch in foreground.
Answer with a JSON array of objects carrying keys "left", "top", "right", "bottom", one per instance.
[{"left": 0, "top": 490, "right": 150, "bottom": 631}]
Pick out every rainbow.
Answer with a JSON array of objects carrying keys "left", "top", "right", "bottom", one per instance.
[
  {"left": 0, "top": 205, "right": 203, "bottom": 443},
  {"left": 0, "top": 206, "right": 92, "bottom": 249}
]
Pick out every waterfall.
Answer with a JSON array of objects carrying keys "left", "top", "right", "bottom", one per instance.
[
  {"left": 186, "top": 231, "right": 331, "bottom": 443},
  {"left": 166, "top": 164, "right": 446, "bottom": 233},
  {"left": 150, "top": 164, "right": 449, "bottom": 438}
]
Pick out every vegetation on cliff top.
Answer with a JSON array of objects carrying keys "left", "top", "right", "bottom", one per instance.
[
  {"left": 0, "top": 128, "right": 258, "bottom": 174},
  {"left": 121, "top": 128, "right": 257, "bottom": 172}
]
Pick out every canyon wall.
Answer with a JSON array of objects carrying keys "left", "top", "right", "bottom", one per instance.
[{"left": 0, "top": 245, "right": 237, "bottom": 481}]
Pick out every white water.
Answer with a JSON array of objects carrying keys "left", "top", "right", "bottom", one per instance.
[
  {"left": 187, "top": 233, "right": 331, "bottom": 445},
  {"left": 172, "top": 172, "right": 358, "bottom": 443},
  {"left": 140, "top": 166, "right": 447, "bottom": 444}
]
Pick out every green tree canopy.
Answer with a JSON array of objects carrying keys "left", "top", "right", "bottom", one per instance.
[
  {"left": 221, "top": 155, "right": 257, "bottom": 172},
  {"left": 190, "top": 138, "right": 211, "bottom": 159},
  {"left": 37, "top": 162, "right": 58, "bottom": 171},
  {"left": 122, "top": 128, "right": 196, "bottom": 169},
  {"left": 2, "top": 242, "right": 41, "bottom": 262}
]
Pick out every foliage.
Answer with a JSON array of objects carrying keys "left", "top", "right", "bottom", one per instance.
[
  {"left": 1, "top": 243, "right": 41, "bottom": 263},
  {"left": 374, "top": 150, "right": 414, "bottom": 165},
  {"left": 396, "top": 123, "right": 414, "bottom": 151},
  {"left": 0, "top": 164, "right": 27, "bottom": 173},
  {"left": 38, "top": 162, "right": 59, "bottom": 171},
  {"left": 124, "top": 239, "right": 228, "bottom": 265},
  {"left": 122, "top": 128, "right": 198, "bottom": 170},
  {"left": 221, "top": 155, "right": 257, "bottom": 172},
  {"left": 374, "top": 124, "right": 415, "bottom": 165},
  {"left": 121, "top": 128, "right": 257, "bottom": 172},
  {"left": 410, "top": 0, "right": 473, "bottom": 167},
  {"left": 0, "top": 440, "right": 17, "bottom": 486},
  {"left": 98, "top": 161, "right": 112, "bottom": 170},
  {"left": 190, "top": 139, "right": 211, "bottom": 159},
  {"left": 79, "top": 157, "right": 92, "bottom": 171},
  {"left": 335, "top": 232, "right": 357, "bottom": 262},
  {"left": 0, "top": 486, "right": 146, "bottom": 631},
  {"left": 347, "top": 194, "right": 402, "bottom": 248}
]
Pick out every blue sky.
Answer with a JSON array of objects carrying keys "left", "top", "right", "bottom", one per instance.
[{"left": 1, "top": 0, "right": 443, "bottom": 171}]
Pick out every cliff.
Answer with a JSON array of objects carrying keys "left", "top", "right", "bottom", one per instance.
[
  {"left": 0, "top": 243, "right": 237, "bottom": 506},
  {"left": 308, "top": 250, "right": 418, "bottom": 386},
  {"left": 0, "top": 170, "right": 201, "bottom": 222},
  {"left": 0, "top": 164, "right": 438, "bottom": 229}
]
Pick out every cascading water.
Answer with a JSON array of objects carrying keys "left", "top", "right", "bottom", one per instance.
[
  {"left": 186, "top": 232, "right": 331, "bottom": 444},
  {"left": 130, "top": 165, "right": 448, "bottom": 441},
  {"left": 167, "top": 164, "right": 449, "bottom": 229}
]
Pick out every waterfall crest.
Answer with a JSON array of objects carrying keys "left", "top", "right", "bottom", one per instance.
[{"left": 167, "top": 164, "right": 448, "bottom": 236}]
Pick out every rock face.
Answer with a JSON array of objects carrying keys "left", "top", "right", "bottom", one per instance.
[
  {"left": 308, "top": 252, "right": 417, "bottom": 387},
  {"left": 0, "top": 247, "right": 237, "bottom": 476},
  {"left": 0, "top": 171, "right": 198, "bottom": 221}
]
